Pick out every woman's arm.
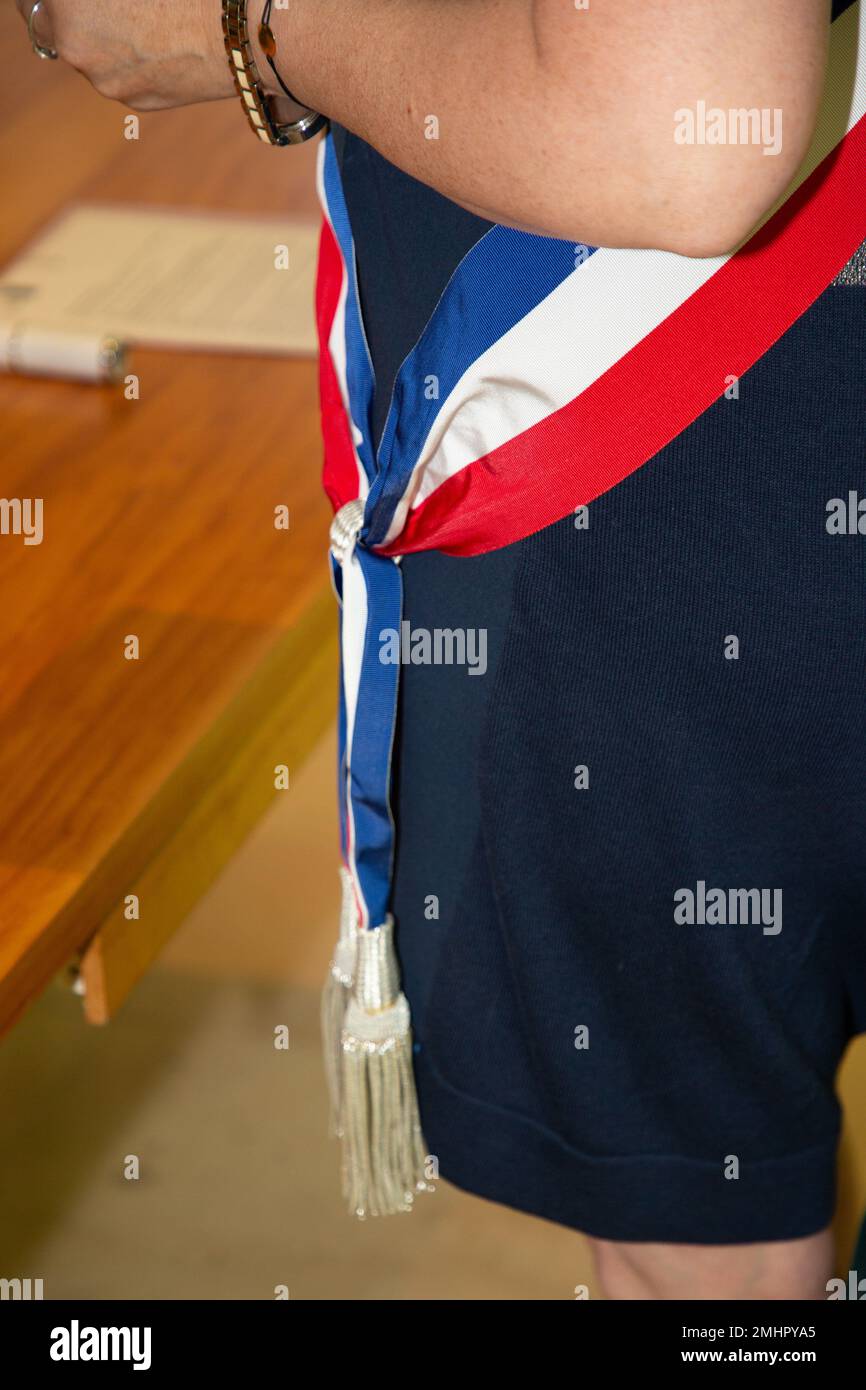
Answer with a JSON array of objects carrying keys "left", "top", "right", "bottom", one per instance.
[
  {"left": 22, "top": 0, "right": 832, "bottom": 257},
  {"left": 253, "top": 0, "right": 831, "bottom": 256}
]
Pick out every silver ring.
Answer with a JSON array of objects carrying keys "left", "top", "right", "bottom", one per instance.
[{"left": 28, "top": 2, "right": 57, "bottom": 60}]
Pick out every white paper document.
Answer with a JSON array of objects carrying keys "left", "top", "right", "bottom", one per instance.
[{"left": 0, "top": 203, "right": 320, "bottom": 360}]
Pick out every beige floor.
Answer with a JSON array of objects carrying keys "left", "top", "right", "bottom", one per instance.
[
  {"left": 2, "top": 728, "right": 865, "bottom": 1300},
  {"left": 0, "top": 730, "right": 595, "bottom": 1301}
]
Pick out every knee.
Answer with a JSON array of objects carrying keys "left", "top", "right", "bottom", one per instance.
[{"left": 588, "top": 1228, "right": 835, "bottom": 1301}]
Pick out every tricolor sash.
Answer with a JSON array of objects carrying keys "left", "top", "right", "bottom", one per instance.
[{"left": 317, "top": 1, "right": 866, "bottom": 1217}]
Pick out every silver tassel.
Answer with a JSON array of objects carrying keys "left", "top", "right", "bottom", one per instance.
[
  {"left": 339, "top": 916, "right": 433, "bottom": 1217},
  {"left": 321, "top": 865, "right": 357, "bottom": 1137}
]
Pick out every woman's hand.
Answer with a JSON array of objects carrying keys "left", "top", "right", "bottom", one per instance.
[{"left": 17, "top": 0, "right": 235, "bottom": 110}]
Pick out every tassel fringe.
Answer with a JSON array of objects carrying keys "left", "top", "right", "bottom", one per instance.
[
  {"left": 322, "top": 905, "right": 433, "bottom": 1218},
  {"left": 321, "top": 866, "right": 357, "bottom": 1137},
  {"left": 340, "top": 992, "right": 431, "bottom": 1217}
]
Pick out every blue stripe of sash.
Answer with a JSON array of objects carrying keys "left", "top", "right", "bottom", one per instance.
[
  {"left": 329, "top": 554, "right": 349, "bottom": 863},
  {"left": 346, "top": 548, "right": 402, "bottom": 925},
  {"left": 364, "top": 229, "right": 592, "bottom": 544}
]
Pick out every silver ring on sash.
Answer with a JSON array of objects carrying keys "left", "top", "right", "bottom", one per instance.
[{"left": 28, "top": 2, "right": 58, "bottom": 60}]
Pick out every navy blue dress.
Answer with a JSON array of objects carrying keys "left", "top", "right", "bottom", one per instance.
[{"left": 331, "top": 0, "right": 866, "bottom": 1243}]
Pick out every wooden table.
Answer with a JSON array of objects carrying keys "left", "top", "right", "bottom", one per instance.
[{"left": 0, "top": 6, "right": 336, "bottom": 1030}]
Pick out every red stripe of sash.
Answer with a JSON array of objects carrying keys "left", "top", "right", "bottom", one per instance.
[{"left": 316, "top": 217, "right": 361, "bottom": 510}]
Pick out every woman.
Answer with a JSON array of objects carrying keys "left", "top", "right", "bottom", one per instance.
[{"left": 21, "top": 0, "right": 866, "bottom": 1300}]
